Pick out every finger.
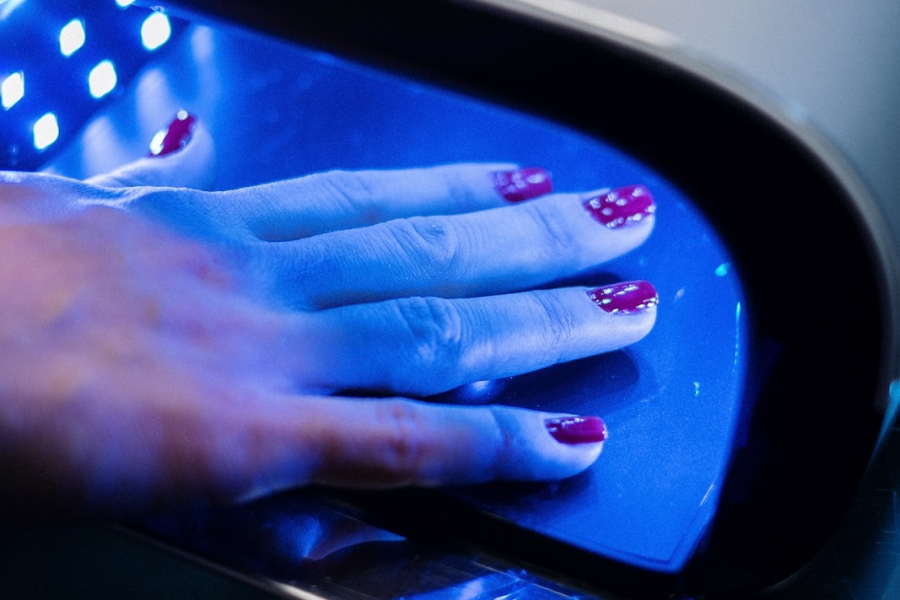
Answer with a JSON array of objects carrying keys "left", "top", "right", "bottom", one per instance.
[
  {"left": 293, "top": 283, "right": 658, "bottom": 396},
  {"left": 86, "top": 111, "right": 217, "bottom": 191},
  {"left": 207, "top": 396, "right": 608, "bottom": 495},
  {"left": 273, "top": 186, "right": 656, "bottom": 309},
  {"left": 216, "top": 164, "right": 553, "bottom": 240},
  {"left": 3, "top": 388, "right": 604, "bottom": 520}
]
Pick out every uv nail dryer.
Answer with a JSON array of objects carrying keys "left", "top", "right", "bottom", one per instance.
[{"left": 2, "top": 0, "right": 898, "bottom": 599}]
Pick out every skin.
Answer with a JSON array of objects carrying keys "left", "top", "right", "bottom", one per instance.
[{"left": 0, "top": 121, "right": 655, "bottom": 523}]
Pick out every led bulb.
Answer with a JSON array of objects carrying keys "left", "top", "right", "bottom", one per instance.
[
  {"left": 88, "top": 60, "right": 117, "bottom": 99},
  {"left": 33, "top": 113, "right": 60, "bottom": 151},
  {"left": 141, "top": 12, "right": 171, "bottom": 51},
  {"left": 1, "top": 72, "right": 24, "bottom": 110},
  {"left": 59, "top": 18, "right": 86, "bottom": 57}
]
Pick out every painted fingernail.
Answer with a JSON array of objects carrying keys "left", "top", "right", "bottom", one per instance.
[
  {"left": 545, "top": 416, "right": 608, "bottom": 444},
  {"left": 588, "top": 280, "right": 658, "bottom": 315},
  {"left": 491, "top": 167, "right": 553, "bottom": 202},
  {"left": 584, "top": 184, "right": 655, "bottom": 228},
  {"left": 149, "top": 110, "right": 197, "bottom": 157}
]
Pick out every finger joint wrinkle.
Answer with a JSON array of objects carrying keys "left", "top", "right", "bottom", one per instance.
[
  {"left": 389, "top": 217, "right": 462, "bottom": 281},
  {"left": 394, "top": 296, "right": 465, "bottom": 390}
]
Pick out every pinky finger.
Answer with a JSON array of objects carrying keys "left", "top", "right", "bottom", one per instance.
[
  {"left": 0, "top": 392, "right": 604, "bottom": 521},
  {"left": 209, "top": 396, "right": 608, "bottom": 495}
]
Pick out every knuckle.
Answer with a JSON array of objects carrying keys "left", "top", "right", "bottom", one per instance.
[
  {"left": 128, "top": 188, "right": 244, "bottom": 242},
  {"left": 386, "top": 217, "right": 461, "bottom": 279},
  {"left": 266, "top": 240, "right": 328, "bottom": 309},
  {"left": 393, "top": 296, "right": 465, "bottom": 391},
  {"left": 123, "top": 166, "right": 168, "bottom": 189},
  {"left": 486, "top": 405, "right": 515, "bottom": 478},
  {"left": 99, "top": 172, "right": 148, "bottom": 189},
  {"left": 525, "top": 202, "right": 578, "bottom": 255},
  {"left": 126, "top": 186, "right": 173, "bottom": 211},
  {"left": 530, "top": 292, "right": 574, "bottom": 357},
  {"left": 127, "top": 186, "right": 195, "bottom": 215},
  {"left": 92, "top": 165, "right": 167, "bottom": 189},
  {"left": 374, "top": 400, "right": 431, "bottom": 484},
  {"left": 316, "top": 170, "right": 381, "bottom": 211}
]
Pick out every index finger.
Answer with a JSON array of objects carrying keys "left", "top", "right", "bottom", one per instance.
[{"left": 216, "top": 164, "right": 553, "bottom": 240}]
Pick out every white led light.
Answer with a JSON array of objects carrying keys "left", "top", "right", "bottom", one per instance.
[
  {"left": 88, "top": 60, "right": 117, "bottom": 99},
  {"left": 1, "top": 72, "right": 24, "bottom": 110},
  {"left": 59, "top": 18, "right": 86, "bottom": 57},
  {"left": 115, "top": 0, "right": 136, "bottom": 7},
  {"left": 33, "top": 113, "right": 59, "bottom": 151},
  {"left": 140, "top": 12, "right": 171, "bottom": 51}
]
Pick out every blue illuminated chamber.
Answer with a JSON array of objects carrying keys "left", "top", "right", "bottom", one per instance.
[
  {"left": 11, "top": 1, "right": 895, "bottom": 597},
  {"left": 0, "top": 0, "right": 182, "bottom": 169},
  {"left": 44, "top": 18, "right": 748, "bottom": 576}
]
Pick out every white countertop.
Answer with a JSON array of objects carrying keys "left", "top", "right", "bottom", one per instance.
[{"left": 507, "top": 0, "right": 900, "bottom": 243}]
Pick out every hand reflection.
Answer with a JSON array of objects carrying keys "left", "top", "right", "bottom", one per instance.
[{"left": 0, "top": 113, "right": 657, "bottom": 521}]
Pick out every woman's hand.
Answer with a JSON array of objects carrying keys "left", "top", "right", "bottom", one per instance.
[{"left": 0, "top": 113, "right": 657, "bottom": 522}]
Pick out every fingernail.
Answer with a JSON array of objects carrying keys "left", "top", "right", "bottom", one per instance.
[
  {"left": 491, "top": 167, "right": 553, "bottom": 202},
  {"left": 149, "top": 110, "right": 197, "bottom": 157},
  {"left": 584, "top": 184, "right": 655, "bottom": 228},
  {"left": 545, "top": 416, "right": 608, "bottom": 444},
  {"left": 588, "top": 280, "right": 658, "bottom": 315}
]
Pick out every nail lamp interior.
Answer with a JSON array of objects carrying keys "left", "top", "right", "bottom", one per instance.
[{"left": 7, "top": 0, "right": 897, "bottom": 598}]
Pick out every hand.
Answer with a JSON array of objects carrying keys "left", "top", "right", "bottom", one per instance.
[{"left": 0, "top": 113, "right": 657, "bottom": 522}]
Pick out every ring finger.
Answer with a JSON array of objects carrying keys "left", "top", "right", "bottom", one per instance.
[{"left": 289, "top": 281, "right": 658, "bottom": 397}]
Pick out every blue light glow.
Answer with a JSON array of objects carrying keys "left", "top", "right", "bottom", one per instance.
[
  {"left": 1, "top": 72, "right": 24, "bottom": 109},
  {"left": 141, "top": 11, "right": 171, "bottom": 51},
  {"left": 33, "top": 113, "right": 60, "bottom": 150},
  {"left": 882, "top": 379, "right": 900, "bottom": 444},
  {"left": 0, "top": 0, "right": 27, "bottom": 20},
  {"left": 59, "top": 18, "right": 86, "bottom": 57},
  {"left": 715, "top": 262, "right": 731, "bottom": 277},
  {"left": 115, "top": 0, "right": 136, "bottom": 7},
  {"left": 88, "top": 60, "right": 117, "bottom": 98}
]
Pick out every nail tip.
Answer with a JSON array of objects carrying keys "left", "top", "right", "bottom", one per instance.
[
  {"left": 587, "top": 280, "right": 659, "bottom": 315},
  {"left": 545, "top": 415, "right": 608, "bottom": 445},
  {"left": 493, "top": 166, "right": 553, "bottom": 203},
  {"left": 584, "top": 183, "right": 656, "bottom": 228}
]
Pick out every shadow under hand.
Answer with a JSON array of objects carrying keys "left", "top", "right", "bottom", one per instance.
[{"left": 431, "top": 349, "right": 640, "bottom": 418}]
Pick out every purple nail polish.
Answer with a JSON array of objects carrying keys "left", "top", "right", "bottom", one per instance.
[
  {"left": 545, "top": 416, "right": 608, "bottom": 444},
  {"left": 491, "top": 167, "right": 553, "bottom": 202},
  {"left": 584, "top": 184, "right": 655, "bottom": 228},
  {"left": 588, "top": 280, "right": 659, "bottom": 315},
  {"left": 148, "top": 110, "right": 197, "bottom": 157}
]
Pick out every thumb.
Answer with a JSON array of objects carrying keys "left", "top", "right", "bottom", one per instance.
[{"left": 86, "top": 111, "right": 216, "bottom": 190}]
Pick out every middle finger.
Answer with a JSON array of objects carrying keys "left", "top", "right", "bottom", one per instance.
[{"left": 267, "top": 186, "right": 656, "bottom": 309}]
